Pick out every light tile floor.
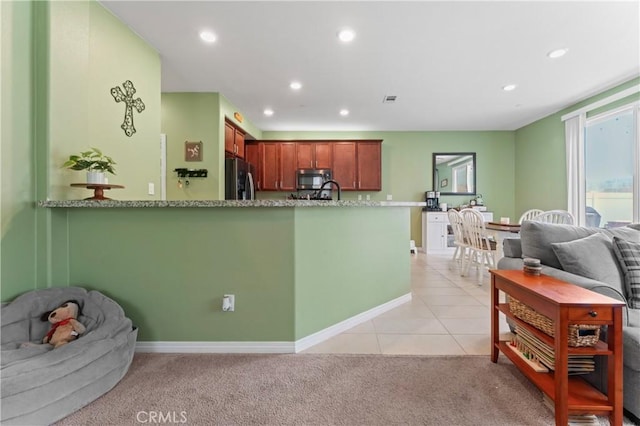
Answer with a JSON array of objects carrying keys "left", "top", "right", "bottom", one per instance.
[{"left": 303, "top": 250, "right": 513, "bottom": 355}]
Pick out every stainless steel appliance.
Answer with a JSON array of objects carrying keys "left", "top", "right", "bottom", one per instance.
[
  {"left": 296, "top": 169, "right": 333, "bottom": 199},
  {"left": 225, "top": 158, "right": 255, "bottom": 200},
  {"left": 296, "top": 169, "right": 332, "bottom": 190},
  {"left": 425, "top": 191, "right": 440, "bottom": 210}
]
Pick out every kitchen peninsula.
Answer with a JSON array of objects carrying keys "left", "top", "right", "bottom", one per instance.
[{"left": 38, "top": 199, "right": 423, "bottom": 352}]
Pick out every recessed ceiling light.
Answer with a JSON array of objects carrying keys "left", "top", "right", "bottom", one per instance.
[
  {"left": 290, "top": 81, "right": 302, "bottom": 90},
  {"left": 502, "top": 84, "right": 517, "bottom": 92},
  {"left": 339, "top": 109, "right": 350, "bottom": 116},
  {"left": 337, "top": 29, "right": 356, "bottom": 43},
  {"left": 263, "top": 108, "right": 274, "bottom": 116},
  {"left": 199, "top": 31, "right": 217, "bottom": 43},
  {"left": 547, "top": 48, "right": 569, "bottom": 59}
]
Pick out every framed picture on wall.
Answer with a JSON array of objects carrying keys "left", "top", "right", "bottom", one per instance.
[
  {"left": 440, "top": 178, "right": 448, "bottom": 188},
  {"left": 185, "top": 141, "right": 203, "bottom": 162}
]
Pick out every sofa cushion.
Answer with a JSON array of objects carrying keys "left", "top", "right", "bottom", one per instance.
[
  {"left": 608, "top": 225, "right": 640, "bottom": 243},
  {"left": 623, "top": 323, "right": 640, "bottom": 371},
  {"left": 551, "top": 233, "right": 624, "bottom": 297},
  {"left": 520, "top": 221, "right": 599, "bottom": 269},
  {"left": 612, "top": 236, "right": 640, "bottom": 309},
  {"left": 520, "top": 221, "right": 640, "bottom": 270}
]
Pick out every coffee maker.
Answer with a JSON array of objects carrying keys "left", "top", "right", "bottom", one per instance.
[{"left": 425, "top": 191, "right": 440, "bottom": 210}]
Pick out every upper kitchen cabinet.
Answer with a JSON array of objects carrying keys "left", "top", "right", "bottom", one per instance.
[
  {"left": 246, "top": 139, "right": 381, "bottom": 192},
  {"left": 296, "top": 142, "right": 332, "bottom": 170},
  {"left": 332, "top": 142, "right": 357, "bottom": 190},
  {"left": 356, "top": 141, "right": 382, "bottom": 191},
  {"left": 225, "top": 120, "right": 245, "bottom": 158},
  {"left": 244, "top": 143, "right": 261, "bottom": 190},
  {"left": 333, "top": 140, "right": 382, "bottom": 191},
  {"left": 260, "top": 142, "right": 297, "bottom": 191}
]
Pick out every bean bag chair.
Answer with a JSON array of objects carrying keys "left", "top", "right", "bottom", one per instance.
[{"left": 1, "top": 287, "right": 137, "bottom": 425}]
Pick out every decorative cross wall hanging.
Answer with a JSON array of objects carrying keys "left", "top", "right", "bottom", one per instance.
[{"left": 111, "top": 80, "right": 145, "bottom": 137}]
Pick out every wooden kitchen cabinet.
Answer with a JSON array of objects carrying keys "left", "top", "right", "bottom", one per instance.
[
  {"left": 332, "top": 140, "right": 381, "bottom": 191},
  {"left": 259, "top": 142, "right": 296, "bottom": 191},
  {"left": 248, "top": 139, "right": 381, "bottom": 192},
  {"left": 244, "top": 143, "right": 261, "bottom": 190},
  {"left": 296, "top": 142, "right": 332, "bottom": 170},
  {"left": 332, "top": 142, "right": 357, "bottom": 190},
  {"left": 225, "top": 121, "right": 245, "bottom": 158},
  {"left": 357, "top": 141, "right": 381, "bottom": 190}
]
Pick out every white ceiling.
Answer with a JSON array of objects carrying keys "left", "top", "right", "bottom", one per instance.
[{"left": 99, "top": 1, "right": 640, "bottom": 132}]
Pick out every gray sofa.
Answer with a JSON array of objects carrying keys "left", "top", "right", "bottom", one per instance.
[{"left": 497, "top": 221, "right": 640, "bottom": 421}]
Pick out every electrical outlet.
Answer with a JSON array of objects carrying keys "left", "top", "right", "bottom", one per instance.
[
  {"left": 386, "top": 194, "right": 393, "bottom": 201},
  {"left": 222, "top": 294, "right": 235, "bottom": 312},
  {"left": 358, "top": 194, "right": 362, "bottom": 201},
  {"left": 366, "top": 195, "right": 370, "bottom": 201},
  {"left": 148, "top": 182, "right": 155, "bottom": 195}
]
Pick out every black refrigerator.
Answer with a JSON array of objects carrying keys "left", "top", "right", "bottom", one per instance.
[{"left": 225, "top": 158, "right": 256, "bottom": 200}]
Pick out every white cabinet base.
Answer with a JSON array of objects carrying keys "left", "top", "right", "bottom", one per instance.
[{"left": 422, "top": 210, "right": 493, "bottom": 253}]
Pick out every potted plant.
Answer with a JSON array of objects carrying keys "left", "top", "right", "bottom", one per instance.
[{"left": 62, "top": 148, "right": 116, "bottom": 184}]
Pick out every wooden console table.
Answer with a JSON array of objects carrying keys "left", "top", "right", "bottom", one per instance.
[
  {"left": 70, "top": 183, "right": 124, "bottom": 200},
  {"left": 490, "top": 269, "right": 624, "bottom": 426}
]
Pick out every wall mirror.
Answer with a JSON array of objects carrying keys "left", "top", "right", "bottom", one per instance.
[{"left": 433, "top": 152, "right": 476, "bottom": 195}]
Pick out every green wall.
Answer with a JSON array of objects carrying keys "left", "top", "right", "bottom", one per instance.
[
  {"left": 514, "top": 78, "right": 640, "bottom": 217},
  {"left": 293, "top": 207, "right": 410, "bottom": 339},
  {"left": 161, "top": 93, "right": 221, "bottom": 200},
  {"left": 67, "top": 208, "right": 295, "bottom": 341},
  {"left": 56, "top": 206, "right": 408, "bottom": 342},
  {"left": 48, "top": 1, "right": 161, "bottom": 201},
  {"left": 1, "top": 0, "right": 38, "bottom": 300},
  {"left": 2, "top": 0, "right": 161, "bottom": 302},
  {"left": 262, "top": 130, "right": 516, "bottom": 246},
  {"left": 161, "top": 93, "right": 263, "bottom": 200}
]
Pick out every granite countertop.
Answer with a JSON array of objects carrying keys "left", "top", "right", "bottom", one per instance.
[{"left": 38, "top": 200, "right": 427, "bottom": 208}]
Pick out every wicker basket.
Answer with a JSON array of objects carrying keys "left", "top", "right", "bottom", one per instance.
[{"left": 509, "top": 297, "right": 600, "bottom": 347}]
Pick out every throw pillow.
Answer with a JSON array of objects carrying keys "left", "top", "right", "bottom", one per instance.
[
  {"left": 612, "top": 236, "right": 640, "bottom": 309},
  {"left": 551, "top": 233, "right": 624, "bottom": 296}
]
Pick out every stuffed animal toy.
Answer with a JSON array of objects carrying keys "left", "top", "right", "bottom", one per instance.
[{"left": 40, "top": 300, "right": 86, "bottom": 348}]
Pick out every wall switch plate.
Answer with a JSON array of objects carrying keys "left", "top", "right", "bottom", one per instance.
[
  {"left": 222, "top": 294, "right": 235, "bottom": 312},
  {"left": 358, "top": 195, "right": 362, "bottom": 201},
  {"left": 366, "top": 195, "right": 370, "bottom": 201},
  {"left": 148, "top": 182, "right": 155, "bottom": 195}
]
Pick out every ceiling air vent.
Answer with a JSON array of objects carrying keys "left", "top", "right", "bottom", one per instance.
[{"left": 382, "top": 95, "right": 397, "bottom": 103}]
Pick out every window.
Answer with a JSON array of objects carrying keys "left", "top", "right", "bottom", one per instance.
[
  {"left": 565, "top": 98, "right": 639, "bottom": 227},
  {"left": 584, "top": 106, "right": 636, "bottom": 228}
]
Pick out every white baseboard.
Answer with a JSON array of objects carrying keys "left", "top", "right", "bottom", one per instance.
[
  {"left": 135, "top": 292, "right": 412, "bottom": 354},
  {"left": 293, "top": 292, "right": 411, "bottom": 353}
]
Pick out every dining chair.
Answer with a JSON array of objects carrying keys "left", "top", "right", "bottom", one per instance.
[
  {"left": 531, "top": 209, "right": 575, "bottom": 225},
  {"left": 447, "top": 209, "right": 468, "bottom": 263},
  {"left": 518, "top": 209, "right": 544, "bottom": 224},
  {"left": 460, "top": 208, "right": 497, "bottom": 277}
]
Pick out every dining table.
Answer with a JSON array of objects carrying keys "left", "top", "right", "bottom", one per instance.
[{"left": 485, "top": 222, "right": 521, "bottom": 260}]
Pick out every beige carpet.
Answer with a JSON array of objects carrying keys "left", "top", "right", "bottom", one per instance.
[{"left": 55, "top": 353, "right": 623, "bottom": 425}]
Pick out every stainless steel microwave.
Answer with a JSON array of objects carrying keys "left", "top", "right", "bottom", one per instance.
[{"left": 296, "top": 169, "right": 332, "bottom": 190}]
